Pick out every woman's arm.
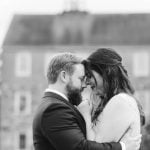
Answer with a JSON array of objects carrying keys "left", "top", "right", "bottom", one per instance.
[{"left": 77, "top": 100, "right": 96, "bottom": 140}]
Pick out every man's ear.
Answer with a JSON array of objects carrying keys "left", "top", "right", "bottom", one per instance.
[{"left": 60, "top": 71, "right": 69, "bottom": 83}]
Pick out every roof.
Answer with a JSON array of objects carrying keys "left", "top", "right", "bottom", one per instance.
[{"left": 3, "top": 12, "right": 150, "bottom": 46}]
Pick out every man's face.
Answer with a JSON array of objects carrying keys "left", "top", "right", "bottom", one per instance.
[{"left": 66, "top": 64, "right": 86, "bottom": 106}]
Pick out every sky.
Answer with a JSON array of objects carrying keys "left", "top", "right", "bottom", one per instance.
[{"left": 1, "top": 0, "right": 150, "bottom": 47}]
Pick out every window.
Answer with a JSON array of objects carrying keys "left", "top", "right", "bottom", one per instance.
[
  {"left": 15, "top": 52, "right": 32, "bottom": 77},
  {"left": 15, "top": 130, "right": 32, "bottom": 150},
  {"left": 19, "top": 134, "right": 26, "bottom": 149},
  {"left": 14, "top": 91, "right": 32, "bottom": 115},
  {"left": 133, "top": 52, "right": 149, "bottom": 77},
  {"left": 135, "top": 90, "right": 150, "bottom": 117}
]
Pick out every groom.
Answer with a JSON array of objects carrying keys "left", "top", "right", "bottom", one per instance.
[{"left": 32, "top": 53, "right": 141, "bottom": 150}]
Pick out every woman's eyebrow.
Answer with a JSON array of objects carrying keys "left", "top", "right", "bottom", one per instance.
[
  {"left": 90, "top": 77, "right": 97, "bottom": 86},
  {"left": 92, "top": 75, "right": 97, "bottom": 86}
]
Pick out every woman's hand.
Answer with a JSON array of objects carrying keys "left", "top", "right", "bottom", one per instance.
[
  {"left": 77, "top": 99, "right": 92, "bottom": 119},
  {"left": 77, "top": 99, "right": 96, "bottom": 141}
]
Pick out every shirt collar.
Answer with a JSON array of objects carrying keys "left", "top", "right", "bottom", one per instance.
[{"left": 45, "top": 88, "right": 68, "bottom": 101}]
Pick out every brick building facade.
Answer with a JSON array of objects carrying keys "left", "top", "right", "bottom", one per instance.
[{"left": 1, "top": 12, "right": 150, "bottom": 150}]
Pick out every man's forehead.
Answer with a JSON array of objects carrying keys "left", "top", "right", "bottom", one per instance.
[
  {"left": 74, "top": 64, "right": 84, "bottom": 70},
  {"left": 74, "top": 64, "right": 85, "bottom": 74}
]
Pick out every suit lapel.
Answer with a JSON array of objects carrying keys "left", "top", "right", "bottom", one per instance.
[{"left": 43, "top": 92, "right": 87, "bottom": 137}]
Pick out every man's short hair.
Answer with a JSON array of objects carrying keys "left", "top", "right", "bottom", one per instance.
[{"left": 47, "top": 53, "right": 82, "bottom": 84}]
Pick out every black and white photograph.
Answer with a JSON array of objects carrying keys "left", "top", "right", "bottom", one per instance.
[{"left": 0, "top": 0, "right": 150, "bottom": 150}]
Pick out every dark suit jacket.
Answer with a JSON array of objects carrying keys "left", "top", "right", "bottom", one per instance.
[{"left": 33, "top": 92, "right": 121, "bottom": 150}]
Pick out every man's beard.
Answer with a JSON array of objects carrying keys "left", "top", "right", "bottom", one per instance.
[{"left": 66, "top": 82, "right": 83, "bottom": 106}]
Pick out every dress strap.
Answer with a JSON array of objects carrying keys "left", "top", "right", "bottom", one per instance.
[{"left": 118, "top": 126, "right": 130, "bottom": 142}]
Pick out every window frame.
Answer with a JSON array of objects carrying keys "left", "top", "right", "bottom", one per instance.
[
  {"left": 14, "top": 91, "right": 32, "bottom": 115},
  {"left": 15, "top": 52, "right": 32, "bottom": 77}
]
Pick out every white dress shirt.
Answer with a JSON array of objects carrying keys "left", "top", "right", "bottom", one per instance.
[{"left": 45, "top": 88, "right": 68, "bottom": 100}]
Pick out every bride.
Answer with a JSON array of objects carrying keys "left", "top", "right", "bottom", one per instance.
[{"left": 78, "top": 48, "right": 145, "bottom": 144}]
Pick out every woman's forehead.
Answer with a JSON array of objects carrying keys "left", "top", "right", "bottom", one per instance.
[{"left": 90, "top": 71, "right": 103, "bottom": 87}]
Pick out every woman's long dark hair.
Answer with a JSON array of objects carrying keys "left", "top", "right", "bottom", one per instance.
[{"left": 82, "top": 48, "right": 145, "bottom": 126}]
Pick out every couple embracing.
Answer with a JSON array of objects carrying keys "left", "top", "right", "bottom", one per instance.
[{"left": 33, "top": 48, "right": 145, "bottom": 150}]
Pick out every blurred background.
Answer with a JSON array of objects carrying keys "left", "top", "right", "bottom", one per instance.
[{"left": 0, "top": 0, "right": 150, "bottom": 150}]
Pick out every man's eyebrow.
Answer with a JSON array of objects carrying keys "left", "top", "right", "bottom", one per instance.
[
  {"left": 83, "top": 75, "right": 86, "bottom": 78},
  {"left": 81, "top": 76, "right": 86, "bottom": 81},
  {"left": 81, "top": 75, "right": 85, "bottom": 78},
  {"left": 79, "top": 75, "right": 85, "bottom": 80}
]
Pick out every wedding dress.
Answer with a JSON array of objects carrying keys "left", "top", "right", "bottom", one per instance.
[{"left": 91, "top": 93, "right": 141, "bottom": 142}]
